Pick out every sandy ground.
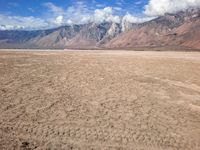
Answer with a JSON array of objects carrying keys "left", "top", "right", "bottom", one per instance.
[{"left": 0, "top": 50, "right": 200, "bottom": 150}]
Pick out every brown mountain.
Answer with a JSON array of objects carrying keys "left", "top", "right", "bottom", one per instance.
[{"left": 106, "top": 8, "right": 200, "bottom": 49}]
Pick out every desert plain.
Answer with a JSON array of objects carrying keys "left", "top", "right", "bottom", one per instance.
[{"left": 0, "top": 49, "right": 200, "bottom": 150}]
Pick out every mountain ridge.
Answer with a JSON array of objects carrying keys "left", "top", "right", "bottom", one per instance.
[
  {"left": 0, "top": 8, "right": 200, "bottom": 50},
  {"left": 106, "top": 8, "right": 200, "bottom": 49}
]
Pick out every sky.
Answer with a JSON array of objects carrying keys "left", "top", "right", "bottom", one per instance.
[{"left": 0, "top": 0, "right": 200, "bottom": 30}]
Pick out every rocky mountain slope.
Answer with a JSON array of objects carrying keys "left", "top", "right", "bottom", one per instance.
[
  {"left": 0, "top": 8, "right": 200, "bottom": 49},
  {"left": 106, "top": 8, "right": 200, "bottom": 49},
  {"left": 0, "top": 22, "right": 123, "bottom": 49}
]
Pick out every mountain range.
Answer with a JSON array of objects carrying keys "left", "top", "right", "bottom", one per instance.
[{"left": 0, "top": 8, "right": 200, "bottom": 50}]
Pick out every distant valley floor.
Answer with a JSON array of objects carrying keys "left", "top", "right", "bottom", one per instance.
[{"left": 0, "top": 46, "right": 200, "bottom": 52}]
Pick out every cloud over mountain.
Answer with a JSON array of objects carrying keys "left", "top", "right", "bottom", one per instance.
[
  {"left": 144, "top": 0, "right": 200, "bottom": 16},
  {"left": 93, "top": 7, "right": 121, "bottom": 23},
  {"left": 122, "top": 13, "right": 154, "bottom": 23},
  {"left": 43, "top": 2, "right": 121, "bottom": 25}
]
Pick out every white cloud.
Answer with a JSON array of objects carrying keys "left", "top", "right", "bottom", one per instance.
[
  {"left": 43, "top": 1, "right": 92, "bottom": 25},
  {"left": 44, "top": 2, "right": 121, "bottom": 24},
  {"left": 144, "top": 0, "right": 200, "bottom": 16},
  {"left": 64, "top": 1, "right": 92, "bottom": 24},
  {"left": 0, "top": 14, "right": 49, "bottom": 30},
  {"left": 43, "top": 2, "right": 64, "bottom": 15},
  {"left": 123, "top": 13, "right": 154, "bottom": 23},
  {"left": 93, "top": 7, "right": 121, "bottom": 23},
  {"left": 43, "top": 2, "right": 66, "bottom": 26},
  {"left": 66, "top": 19, "right": 73, "bottom": 25},
  {"left": 55, "top": 16, "right": 63, "bottom": 25},
  {"left": 0, "top": 25, "right": 25, "bottom": 30}
]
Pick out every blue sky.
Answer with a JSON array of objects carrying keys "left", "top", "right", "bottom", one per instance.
[
  {"left": 0, "top": 0, "right": 147, "bottom": 17},
  {"left": 0, "top": 0, "right": 200, "bottom": 30}
]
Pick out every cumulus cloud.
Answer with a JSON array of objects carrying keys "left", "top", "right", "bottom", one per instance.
[
  {"left": 55, "top": 16, "right": 64, "bottom": 25},
  {"left": 93, "top": 7, "right": 120, "bottom": 23},
  {"left": 144, "top": 0, "right": 200, "bottom": 16}
]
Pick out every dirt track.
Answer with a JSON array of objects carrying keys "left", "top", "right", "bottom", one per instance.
[{"left": 0, "top": 50, "right": 200, "bottom": 150}]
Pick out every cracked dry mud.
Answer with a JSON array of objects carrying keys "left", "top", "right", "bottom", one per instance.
[{"left": 0, "top": 50, "right": 200, "bottom": 150}]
